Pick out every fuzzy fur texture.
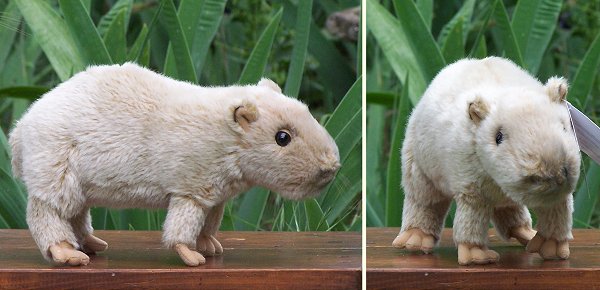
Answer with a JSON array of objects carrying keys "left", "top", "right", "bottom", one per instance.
[
  {"left": 396, "top": 57, "right": 580, "bottom": 263},
  {"left": 10, "top": 63, "right": 340, "bottom": 265}
]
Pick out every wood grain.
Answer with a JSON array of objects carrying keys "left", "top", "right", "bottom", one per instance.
[
  {"left": 367, "top": 228, "right": 600, "bottom": 289},
  {"left": 0, "top": 230, "right": 361, "bottom": 289}
]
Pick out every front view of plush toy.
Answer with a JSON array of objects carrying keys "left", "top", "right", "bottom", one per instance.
[
  {"left": 9, "top": 63, "right": 340, "bottom": 266},
  {"left": 393, "top": 57, "right": 581, "bottom": 265}
]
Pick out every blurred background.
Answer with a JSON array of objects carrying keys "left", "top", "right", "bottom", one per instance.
[
  {"left": 0, "top": 0, "right": 361, "bottom": 232},
  {"left": 367, "top": 0, "right": 600, "bottom": 228}
]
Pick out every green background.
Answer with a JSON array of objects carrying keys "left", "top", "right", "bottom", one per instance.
[
  {"left": 367, "top": 0, "right": 600, "bottom": 229},
  {"left": 0, "top": 0, "right": 361, "bottom": 232}
]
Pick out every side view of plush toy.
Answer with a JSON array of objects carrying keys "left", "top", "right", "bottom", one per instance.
[
  {"left": 9, "top": 63, "right": 340, "bottom": 266},
  {"left": 393, "top": 57, "right": 581, "bottom": 265}
]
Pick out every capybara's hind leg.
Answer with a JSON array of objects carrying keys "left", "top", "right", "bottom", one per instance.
[
  {"left": 71, "top": 208, "right": 108, "bottom": 254},
  {"left": 27, "top": 197, "right": 90, "bottom": 266},
  {"left": 163, "top": 196, "right": 207, "bottom": 266},
  {"left": 394, "top": 140, "right": 452, "bottom": 253},
  {"left": 492, "top": 204, "right": 535, "bottom": 245}
]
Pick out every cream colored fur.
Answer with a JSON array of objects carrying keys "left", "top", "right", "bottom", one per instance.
[
  {"left": 9, "top": 63, "right": 340, "bottom": 266},
  {"left": 393, "top": 57, "right": 580, "bottom": 265}
]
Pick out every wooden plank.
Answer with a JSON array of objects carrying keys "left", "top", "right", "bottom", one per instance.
[
  {"left": 0, "top": 230, "right": 361, "bottom": 289},
  {"left": 367, "top": 228, "right": 600, "bottom": 289}
]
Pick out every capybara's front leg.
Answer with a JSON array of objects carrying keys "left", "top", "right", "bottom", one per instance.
[
  {"left": 454, "top": 192, "right": 498, "bottom": 265},
  {"left": 197, "top": 202, "right": 225, "bottom": 257},
  {"left": 491, "top": 203, "right": 536, "bottom": 246},
  {"left": 527, "top": 195, "right": 573, "bottom": 260},
  {"left": 163, "top": 196, "right": 207, "bottom": 266}
]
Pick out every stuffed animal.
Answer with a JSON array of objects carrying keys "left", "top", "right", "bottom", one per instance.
[
  {"left": 392, "top": 57, "right": 581, "bottom": 265},
  {"left": 9, "top": 63, "right": 340, "bottom": 266}
]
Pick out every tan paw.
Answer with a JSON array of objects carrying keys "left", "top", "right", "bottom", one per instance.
[
  {"left": 526, "top": 232, "right": 569, "bottom": 260},
  {"left": 81, "top": 234, "right": 108, "bottom": 254},
  {"left": 457, "top": 243, "right": 499, "bottom": 265},
  {"left": 49, "top": 241, "right": 90, "bottom": 266},
  {"left": 175, "top": 243, "right": 206, "bottom": 266},
  {"left": 392, "top": 228, "right": 435, "bottom": 253},
  {"left": 510, "top": 226, "right": 537, "bottom": 246},
  {"left": 197, "top": 235, "right": 223, "bottom": 257}
]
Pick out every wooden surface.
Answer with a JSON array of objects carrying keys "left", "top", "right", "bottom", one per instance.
[
  {"left": 367, "top": 228, "right": 600, "bottom": 289},
  {"left": 0, "top": 230, "right": 361, "bottom": 289}
]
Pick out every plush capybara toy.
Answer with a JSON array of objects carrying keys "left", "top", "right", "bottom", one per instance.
[
  {"left": 393, "top": 57, "right": 580, "bottom": 265},
  {"left": 10, "top": 63, "right": 340, "bottom": 266}
]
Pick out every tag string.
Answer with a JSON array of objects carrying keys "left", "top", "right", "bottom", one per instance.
[{"left": 565, "top": 101, "right": 590, "bottom": 200}]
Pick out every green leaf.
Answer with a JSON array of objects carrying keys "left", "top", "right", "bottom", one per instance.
[
  {"left": 127, "top": 25, "right": 149, "bottom": 62},
  {"left": 324, "top": 77, "right": 362, "bottom": 160},
  {"left": 0, "top": 168, "right": 27, "bottom": 229},
  {"left": 366, "top": 92, "right": 395, "bottom": 106},
  {"left": 220, "top": 202, "right": 235, "bottom": 230},
  {"left": 320, "top": 78, "right": 362, "bottom": 224},
  {"left": 0, "top": 1, "right": 20, "bottom": 71},
  {"left": 492, "top": 0, "right": 524, "bottom": 67},
  {"left": 569, "top": 32, "right": 600, "bottom": 109},
  {"left": 103, "top": 9, "right": 127, "bottom": 64},
  {"left": 416, "top": 0, "right": 433, "bottom": 30},
  {"left": 573, "top": 163, "right": 600, "bottom": 228},
  {"left": 14, "top": 0, "right": 85, "bottom": 81},
  {"left": 392, "top": 0, "right": 445, "bottom": 85},
  {"left": 134, "top": 1, "right": 164, "bottom": 63},
  {"left": 59, "top": 0, "right": 113, "bottom": 65},
  {"left": 0, "top": 125, "right": 12, "bottom": 173},
  {"left": 163, "top": 0, "right": 203, "bottom": 78},
  {"left": 239, "top": 8, "right": 283, "bottom": 85},
  {"left": 366, "top": 104, "right": 386, "bottom": 225},
  {"left": 385, "top": 76, "right": 412, "bottom": 226},
  {"left": 97, "top": 0, "right": 132, "bottom": 37},
  {"left": 441, "top": 18, "right": 464, "bottom": 64},
  {"left": 356, "top": 11, "right": 362, "bottom": 74},
  {"left": 467, "top": 4, "right": 493, "bottom": 58},
  {"left": 511, "top": 0, "right": 562, "bottom": 74},
  {"left": 320, "top": 142, "right": 361, "bottom": 225},
  {"left": 367, "top": 196, "right": 384, "bottom": 227},
  {"left": 437, "top": 0, "right": 474, "bottom": 45},
  {"left": 307, "top": 20, "right": 355, "bottom": 101},
  {"left": 233, "top": 187, "right": 270, "bottom": 231},
  {"left": 367, "top": 0, "right": 429, "bottom": 103},
  {"left": 473, "top": 36, "right": 488, "bottom": 59},
  {"left": 0, "top": 86, "right": 49, "bottom": 101},
  {"left": 284, "top": 0, "right": 313, "bottom": 98},
  {"left": 190, "top": 0, "right": 227, "bottom": 76},
  {"left": 164, "top": 0, "right": 227, "bottom": 80},
  {"left": 160, "top": 0, "right": 197, "bottom": 82},
  {"left": 304, "top": 198, "right": 329, "bottom": 231},
  {"left": 279, "top": 1, "right": 355, "bottom": 101}
]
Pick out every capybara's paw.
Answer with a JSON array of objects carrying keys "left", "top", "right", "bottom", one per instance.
[
  {"left": 49, "top": 241, "right": 90, "bottom": 266},
  {"left": 197, "top": 235, "right": 223, "bottom": 257},
  {"left": 81, "top": 234, "right": 108, "bottom": 254},
  {"left": 392, "top": 228, "right": 435, "bottom": 253},
  {"left": 457, "top": 243, "right": 499, "bottom": 265},
  {"left": 526, "top": 232, "right": 569, "bottom": 260},
  {"left": 510, "top": 226, "right": 537, "bottom": 246},
  {"left": 175, "top": 243, "right": 206, "bottom": 266}
]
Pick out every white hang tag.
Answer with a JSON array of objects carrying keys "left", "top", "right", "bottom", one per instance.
[{"left": 567, "top": 101, "right": 600, "bottom": 165}]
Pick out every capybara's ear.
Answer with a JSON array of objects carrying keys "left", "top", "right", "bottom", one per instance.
[
  {"left": 258, "top": 78, "right": 282, "bottom": 94},
  {"left": 545, "top": 76, "right": 568, "bottom": 103},
  {"left": 468, "top": 96, "right": 489, "bottom": 125},
  {"left": 233, "top": 100, "right": 259, "bottom": 132}
]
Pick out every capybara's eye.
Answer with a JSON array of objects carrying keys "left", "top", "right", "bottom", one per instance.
[
  {"left": 275, "top": 130, "right": 291, "bottom": 146},
  {"left": 495, "top": 131, "right": 503, "bottom": 145}
]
